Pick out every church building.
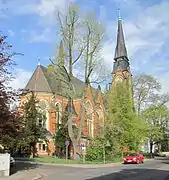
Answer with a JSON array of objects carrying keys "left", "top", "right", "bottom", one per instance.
[{"left": 20, "top": 14, "right": 132, "bottom": 156}]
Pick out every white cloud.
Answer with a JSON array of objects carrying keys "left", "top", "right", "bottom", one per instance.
[
  {"left": 101, "top": 0, "right": 169, "bottom": 93},
  {"left": 3, "top": 0, "right": 169, "bottom": 93},
  {"left": 17, "top": 0, "right": 76, "bottom": 23},
  {"left": 27, "top": 28, "right": 52, "bottom": 43},
  {"left": 10, "top": 68, "right": 32, "bottom": 90}
]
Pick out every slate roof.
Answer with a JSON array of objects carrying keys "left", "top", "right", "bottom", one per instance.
[
  {"left": 113, "top": 17, "right": 131, "bottom": 74},
  {"left": 25, "top": 64, "right": 98, "bottom": 100},
  {"left": 114, "top": 18, "right": 128, "bottom": 60}
]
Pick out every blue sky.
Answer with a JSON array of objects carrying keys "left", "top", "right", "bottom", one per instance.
[{"left": 1, "top": 0, "right": 169, "bottom": 92}]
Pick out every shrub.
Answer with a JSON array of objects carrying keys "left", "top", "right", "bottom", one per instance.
[{"left": 85, "top": 137, "right": 122, "bottom": 162}]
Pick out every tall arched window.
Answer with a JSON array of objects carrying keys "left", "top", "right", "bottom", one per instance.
[
  {"left": 38, "top": 109, "right": 47, "bottom": 128},
  {"left": 96, "top": 108, "right": 104, "bottom": 136},
  {"left": 55, "top": 102, "right": 62, "bottom": 130},
  {"left": 38, "top": 100, "right": 49, "bottom": 129},
  {"left": 86, "top": 101, "right": 93, "bottom": 137}
]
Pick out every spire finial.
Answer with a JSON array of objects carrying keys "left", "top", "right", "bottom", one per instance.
[
  {"left": 118, "top": 8, "right": 122, "bottom": 20},
  {"left": 38, "top": 59, "right": 41, "bottom": 66}
]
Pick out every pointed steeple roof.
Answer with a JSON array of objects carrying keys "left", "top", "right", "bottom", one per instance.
[
  {"left": 57, "top": 40, "right": 65, "bottom": 68},
  {"left": 114, "top": 9, "right": 128, "bottom": 60}
]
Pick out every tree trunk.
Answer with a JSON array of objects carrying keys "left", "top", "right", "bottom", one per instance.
[
  {"left": 150, "top": 141, "right": 153, "bottom": 158},
  {"left": 30, "top": 143, "right": 36, "bottom": 158},
  {"left": 72, "top": 140, "right": 80, "bottom": 160}
]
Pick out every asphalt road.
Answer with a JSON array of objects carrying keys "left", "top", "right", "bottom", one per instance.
[{"left": 9, "top": 157, "right": 169, "bottom": 180}]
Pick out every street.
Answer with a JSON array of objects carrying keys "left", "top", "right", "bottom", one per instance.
[{"left": 7, "top": 157, "right": 169, "bottom": 180}]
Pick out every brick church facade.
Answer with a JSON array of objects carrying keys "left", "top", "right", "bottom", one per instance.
[{"left": 20, "top": 14, "right": 132, "bottom": 156}]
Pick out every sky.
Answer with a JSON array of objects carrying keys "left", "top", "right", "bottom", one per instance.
[{"left": 1, "top": 0, "right": 169, "bottom": 93}]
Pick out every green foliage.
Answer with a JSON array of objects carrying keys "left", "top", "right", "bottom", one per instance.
[
  {"left": 47, "top": 64, "right": 54, "bottom": 73},
  {"left": 106, "top": 83, "right": 147, "bottom": 152},
  {"left": 53, "top": 112, "right": 70, "bottom": 149},
  {"left": 86, "top": 137, "right": 104, "bottom": 161},
  {"left": 0, "top": 35, "right": 22, "bottom": 150},
  {"left": 133, "top": 74, "right": 161, "bottom": 114},
  {"left": 86, "top": 137, "right": 122, "bottom": 162},
  {"left": 133, "top": 74, "right": 169, "bottom": 115},
  {"left": 142, "top": 104, "right": 169, "bottom": 150},
  {"left": 24, "top": 92, "right": 44, "bottom": 142},
  {"left": 21, "top": 92, "right": 47, "bottom": 157},
  {"left": 53, "top": 111, "right": 78, "bottom": 150}
]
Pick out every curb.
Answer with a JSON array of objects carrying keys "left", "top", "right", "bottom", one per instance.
[
  {"left": 16, "top": 158, "right": 153, "bottom": 169},
  {"left": 16, "top": 160, "right": 123, "bottom": 168}
]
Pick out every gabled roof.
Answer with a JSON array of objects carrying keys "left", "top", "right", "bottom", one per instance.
[
  {"left": 25, "top": 65, "right": 53, "bottom": 93},
  {"left": 25, "top": 65, "right": 99, "bottom": 100}
]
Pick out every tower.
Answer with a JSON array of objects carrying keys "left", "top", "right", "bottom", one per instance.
[
  {"left": 55, "top": 40, "right": 68, "bottom": 96},
  {"left": 112, "top": 10, "right": 132, "bottom": 89},
  {"left": 56, "top": 40, "right": 65, "bottom": 73},
  {"left": 112, "top": 10, "right": 133, "bottom": 106}
]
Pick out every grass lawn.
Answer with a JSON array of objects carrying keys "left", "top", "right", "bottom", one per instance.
[{"left": 29, "top": 156, "right": 123, "bottom": 165}]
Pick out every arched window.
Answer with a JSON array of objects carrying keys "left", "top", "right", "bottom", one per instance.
[
  {"left": 86, "top": 101, "right": 93, "bottom": 137},
  {"left": 55, "top": 102, "right": 62, "bottom": 130},
  {"left": 38, "top": 109, "right": 47, "bottom": 128},
  {"left": 96, "top": 108, "right": 104, "bottom": 136},
  {"left": 38, "top": 100, "right": 49, "bottom": 129}
]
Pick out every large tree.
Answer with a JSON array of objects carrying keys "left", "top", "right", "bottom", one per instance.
[
  {"left": 106, "top": 84, "right": 147, "bottom": 153},
  {"left": 0, "top": 35, "right": 22, "bottom": 150},
  {"left": 53, "top": 3, "right": 105, "bottom": 158},
  {"left": 22, "top": 91, "right": 47, "bottom": 158},
  {"left": 134, "top": 74, "right": 169, "bottom": 155},
  {"left": 133, "top": 74, "right": 161, "bottom": 115},
  {"left": 133, "top": 74, "right": 169, "bottom": 115},
  {"left": 142, "top": 104, "right": 169, "bottom": 154}
]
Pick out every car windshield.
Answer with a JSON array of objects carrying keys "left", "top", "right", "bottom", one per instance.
[{"left": 127, "top": 153, "right": 137, "bottom": 156}]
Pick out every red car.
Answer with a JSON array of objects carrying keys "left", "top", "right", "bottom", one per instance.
[{"left": 124, "top": 153, "right": 144, "bottom": 164}]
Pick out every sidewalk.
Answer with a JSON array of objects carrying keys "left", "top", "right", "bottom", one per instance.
[{"left": 0, "top": 170, "right": 43, "bottom": 180}]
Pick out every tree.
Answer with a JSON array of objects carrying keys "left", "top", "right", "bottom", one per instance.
[
  {"left": 53, "top": 111, "right": 70, "bottom": 152},
  {"left": 0, "top": 35, "right": 22, "bottom": 150},
  {"left": 53, "top": 3, "right": 105, "bottom": 158},
  {"left": 133, "top": 74, "right": 161, "bottom": 115},
  {"left": 133, "top": 74, "right": 169, "bottom": 155},
  {"left": 142, "top": 105, "right": 169, "bottom": 155},
  {"left": 22, "top": 91, "right": 47, "bottom": 158},
  {"left": 106, "top": 84, "right": 147, "bottom": 153}
]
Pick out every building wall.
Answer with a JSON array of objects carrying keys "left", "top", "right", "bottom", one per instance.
[{"left": 20, "top": 88, "right": 105, "bottom": 156}]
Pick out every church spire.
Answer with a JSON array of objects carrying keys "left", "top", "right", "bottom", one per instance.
[
  {"left": 114, "top": 9, "right": 128, "bottom": 60},
  {"left": 57, "top": 40, "right": 65, "bottom": 68}
]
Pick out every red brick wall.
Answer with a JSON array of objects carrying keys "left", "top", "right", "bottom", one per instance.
[{"left": 20, "top": 87, "right": 105, "bottom": 155}]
